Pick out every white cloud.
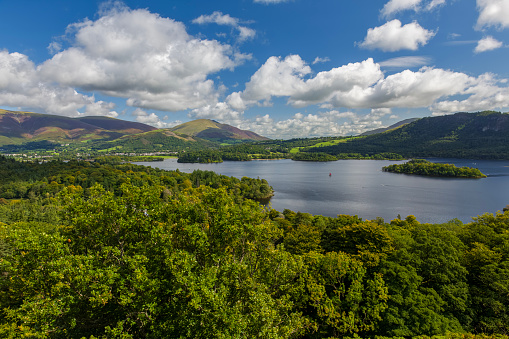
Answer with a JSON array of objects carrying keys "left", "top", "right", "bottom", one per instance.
[
  {"left": 84, "top": 101, "right": 118, "bottom": 117},
  {"left": 228, "top": 54, "right": 509, "bottom": 117},
  {"left": 331, "top": 66, "right": 475, "bottom": 109},
  {"left": 38, "top": 5, "right": 249, "bottom": 113},
  {"left": 432, "top": 73, "right": 509, "bottom": 114},
  {"left": 238, "top": 26, "right": 256, "bottom": 41},
  {"left": 427, "top": 0, "right": 446, "bottom": 10},
  {"left": 381, "top": 0, "right": 446, "bottom": 17},
  {"left": 233, "top": 55, "right": 313, "bottom": 105},
  {"left": 475, "top": 36, "right": 503, "bottom": 53},
  {"left": 0, "top": 50, "right": 115, "bottom": 117},
  {"left": 240, "top": 110, "right": 391, "bottom": 139},
  {"left": 193, "top": 11, "right": 238, "bottom": 26},
  {"left": 192, "top": 11, "right": 256, "bottom": 42},
  {"left": 47, "top": 42, "right": 62, "bottom": 55},
  {"left": 183, "top": 55, "right": 509, "bottom": 138},
  {"left": 476, "top": 0, "right": 509, "bottom": 30},
  {"left": 370, "top": 108, "right": 393, "bottom": 116},
  {"left": 233, "top": 56, "right": 383, "bottom": 109},
  {"left": 189, "top": 102, "right": 243, "bottom": 125},
  {"left": 379, "top": 56, "right": 431, "bottom": 68},
  {"left": 358, "top": 20, "right": 436, "bottom": 52},
  {"left": 132, "top": 108, "right": 169, "bottom": 128},
  {"left": 381, "top": 0, "right": 422, "bottom": 17},
  {"left": 312, "top": 56, "right": 331, "bottom": 64}
]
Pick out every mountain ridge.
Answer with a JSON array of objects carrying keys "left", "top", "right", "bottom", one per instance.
[
  {"left": 0, "top": 109, "right": 156, "bottom": 145},
  {"left": 310, "top": 111, "right": 509, "bottom": 159},
  {"left": 169, "top": 119, "right": 269, "bottom": 141},
  {"left": 0, "top": 110, "right": 269, "bottom": 148}
]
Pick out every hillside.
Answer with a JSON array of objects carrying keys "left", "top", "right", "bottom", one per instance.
[
  {"left": 0, "top": 111, "right": 270, "bottom": 154},
  {"left": 94, "top": 129, "right": 217, "bottom": 152},
  {"left": 0, "top": 110, "right": 155, "bottom": 146},
  {"left": 360, "top": 118, "right": 420, "bottom": 136},
  {"left": 170, "top": 119, "right": 269, "bottom": 142},
  {"left": 310, "top": 111, "right": 509, "bottom": 159}
]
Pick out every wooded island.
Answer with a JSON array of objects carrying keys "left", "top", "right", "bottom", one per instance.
[{"left": 382, "top": 159, "right": 487, "bottom": 178}]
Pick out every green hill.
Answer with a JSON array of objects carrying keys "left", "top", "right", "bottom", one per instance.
[
  {"left": 96, "top": 129, "right": 217, "bottom": 152},
  {"left": 170, "top": 119, "right": 269, "bottom": 142},
  {"left": 360, "top": 118, "right": 420, "bottom": 136},
  {"left": 310, "top": 111, "right": 509, "bottom": 159}
]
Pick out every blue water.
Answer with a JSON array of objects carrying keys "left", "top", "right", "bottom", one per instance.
[{"left": 132, "top": 158, "right": 509, "bottom": 224}]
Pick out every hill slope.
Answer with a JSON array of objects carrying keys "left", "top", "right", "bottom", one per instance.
[
  {"left": 360, "top": 118, "right": 420, "bottom": 136},
  {"left": 96, "top": 129, "right": 217, "bottom": 152},
  {"left": 169, "top": 119, "right": 269, "bottom": 142},
  {"left": 311, "top": 111, "right": 509, "bottom": 159},
  {"left": 0, "top": 110, "right": 155, "bottom": 146}
]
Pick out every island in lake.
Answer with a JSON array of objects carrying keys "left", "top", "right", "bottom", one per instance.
[{"left": 382, "top": 159, "right": 487, "bottom": 178}]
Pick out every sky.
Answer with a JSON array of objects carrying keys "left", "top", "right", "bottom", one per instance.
[{"left": 1, "top": 0, "right": 509, "bottom": 139}]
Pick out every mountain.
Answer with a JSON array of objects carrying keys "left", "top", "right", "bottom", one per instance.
[
  {"left": 360, "top": 118, "right": 420, "bottom": 136},
  {"left": 99, "top": 129, "right": 218, "bottom": 152},
  {"left": 0, "top": 111, "right": 269, "bottom": 153},
  {"left": 0, "top": 110, "right": 156, "bottom": 146},
  {"left": 169, "top": 119, "right": 269, "bottom": 142},
  {"left": 310, "top": 111, "right": 509, "bottom": 159}
]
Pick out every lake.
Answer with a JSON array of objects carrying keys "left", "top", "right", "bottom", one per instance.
[{"left": 132, "top": 158, "right": 509, "bottom": 224}]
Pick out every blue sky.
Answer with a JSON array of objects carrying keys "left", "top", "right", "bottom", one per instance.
[{"left": 1, "top": 0, "right": 508, "bottom": 138}]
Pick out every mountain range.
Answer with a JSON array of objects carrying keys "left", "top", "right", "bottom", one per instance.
[
  {"left": 2, "top": 109, "right": 509, "bottom": 159},
  {"left": 0, "top": 110, "right": 267, "bottom": 148}
]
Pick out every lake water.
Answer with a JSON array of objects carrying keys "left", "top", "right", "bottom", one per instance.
[{"left": 132, "top": 158, "right": 509, "bottom": 224}]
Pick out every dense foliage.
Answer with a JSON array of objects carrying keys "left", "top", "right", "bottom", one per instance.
[
  {"left": 0, "top": 156, "right": 273, "bottom": 201},
  {"left": 1, "top": 156, "right": 509, "bottom": 338},
  {"left": 177, "top": 150, "right": 224, "bottom": 163},
  {"left": 310, "top": 111, "right": 509, "bottom": 160},
  {"left": 382, "top": 159, "right": 487, "bottom": 178}
]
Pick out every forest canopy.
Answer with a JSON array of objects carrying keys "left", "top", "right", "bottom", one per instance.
[
  {"left": 0, "top": 155, "right": 508, "bottom": 338},
  {"left": 382, "top": 159, "right": 487, "bottom": 178}
]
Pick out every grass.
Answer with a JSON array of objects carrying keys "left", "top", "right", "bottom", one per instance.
[
  {"left": 170, "top": 119, "right": 219, "bottom": 136},
  {"left": 98, "top": 146, "right": 124, "bottom": 153},
  {"left": 289, "top": 137, "right": 360, "bottom": 154}
]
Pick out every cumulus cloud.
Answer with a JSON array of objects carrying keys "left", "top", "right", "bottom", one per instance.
[
  {"left": 177, "top": 54, "right": 509, "bottom": 138},
  {"left": 381, "top": 0, "right": 422, "bottom": 17},
  {"left": 0, "top": 50, "right": 116, "bottom": 116},
  {"left": 189, "top": 102, "right": 243, "bottom": 125},
  {"left": 226, "top": 54, "right": 509, "bottom": 118},
  {"left": 476, "top": 0, "right": 509, "bottom": 30},
  {"left": 475, "top": 36, "right": 503, "bottom": 53},
  {"left": 331, "top": 67, "right": 475, "bottom": 109},
  {"left": 225, "top": 55, "right": 312, "bottom": 110},
  {"left": 230, "top": 56, "right": 383, "bottom": 110},
  {"left": 38, "top": 5, "right": 249, "bottom": 113},
  {"left": 381, "top": 0, "right": 447, "bottom": 17},
  {"left": 192, "top": 11, "right": 256, "bottom": 42},
  {"left": 358, "top": 20, "right": 436, "bottom": 52},
  {"left": 131, "top": 108, "right": 170, "bottom": 128},
  {"left": 378, "top": 56, "right": 431, "bottom": 68},
  {"left": 432, "top": 73, "right": 509, "bottom": 114},
  {"left": 239, "top": 110, "right": 393, "bottom": 139},
  {"left": 84, "top": 101, "right": 118, "bottom": 117}
]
